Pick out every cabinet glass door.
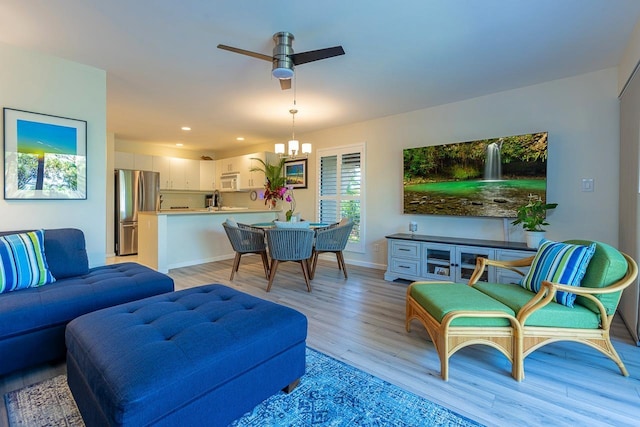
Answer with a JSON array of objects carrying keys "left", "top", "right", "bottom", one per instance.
[
  {"left": 456, "top": 247, "right": 495, "bottom": 282},
  {"left": 424, "top": 244, "right": 453, "bottom": 280}
]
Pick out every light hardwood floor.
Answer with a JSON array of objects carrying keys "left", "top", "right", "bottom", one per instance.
[{"left": 2, "top": 256, "right": 640, "bottom": 426}]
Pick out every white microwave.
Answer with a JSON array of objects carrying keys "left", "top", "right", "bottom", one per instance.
[{"left": 219, "top": 174, "right": 240, "bottom": 192}]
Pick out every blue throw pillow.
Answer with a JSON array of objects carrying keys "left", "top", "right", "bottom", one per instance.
[
  {"left": 0, "top": 230, "right": 56, "bottom": 293},
  {"left": 520, "top": 239, "right": 596, "bottom": 307}
]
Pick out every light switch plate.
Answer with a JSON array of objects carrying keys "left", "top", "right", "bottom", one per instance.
[{"left": 581, "top": 178, "right": 594, "bottom": 192}]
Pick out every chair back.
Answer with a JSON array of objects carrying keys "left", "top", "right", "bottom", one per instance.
[
  {"left": 565, "top": 239, "right": 635, "bottom": 315},
  {"left": 222, "top": 222, "right": 266, "bottom": 253},
  {"left": 314, "top": 220, "right": 354, "bottom": 252},
  {"left": 265, "top": 228, "right": 315, "bottom": 261}
]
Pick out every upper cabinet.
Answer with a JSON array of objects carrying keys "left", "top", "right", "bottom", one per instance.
[
  {"left": 114, "top": 151, "right": 276, "bottom": 192},
  {"left": 199, "top": 160, "right": 216, "bottom": 191},
  {"left": 218, "top": 156, "right": 243, "bottom": 174},
  {"left": 152, "top": 156, "right": 200, "bottom": 190},
  {"left": 240, "top": 152, "right": 279, "bottom": 190},
  {"left": 114, "top": 152, "right": 153, "bottom": 171}
]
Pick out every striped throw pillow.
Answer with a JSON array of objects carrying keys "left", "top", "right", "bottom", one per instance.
[
  {"left": 0, "top": 230, "right": 56, "bottom": 294},
  {"left": 520, "top": 239, "right": 596, "bottom": 307}
]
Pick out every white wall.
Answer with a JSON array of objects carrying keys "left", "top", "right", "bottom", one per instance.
[
  {"left": 301, "top": 68, "right": 621, "bottom": 269},
  {"left": 0, "top": 43, "right": 107, "bottom": 266}
]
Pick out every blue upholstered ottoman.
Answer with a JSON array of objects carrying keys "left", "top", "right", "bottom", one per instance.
[{"left": 65, "top": 284, "right": 307, "bottom": 426}]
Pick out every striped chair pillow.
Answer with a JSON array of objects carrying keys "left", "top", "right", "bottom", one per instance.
[
  {"left": 520, "top": 239, "right": 596, "bottom": 307},
  {"left": 0, "top": 230, "right": 56, "bottom": 294}
]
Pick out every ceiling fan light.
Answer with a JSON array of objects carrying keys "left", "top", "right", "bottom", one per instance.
[
  {"left": 275, "top": 143, "right": 285, "bottom": 154},
  {"left": 272, "top": 67, "right": 294, "bottom": 79}
]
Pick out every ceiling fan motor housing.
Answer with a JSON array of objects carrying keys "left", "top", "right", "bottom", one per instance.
[{"left": 272, "top": 31, "right": 295, "bottom": 79}]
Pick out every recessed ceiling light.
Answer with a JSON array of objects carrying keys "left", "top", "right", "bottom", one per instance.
[
  {"left": 236, "top": 137, "right": 245, "bottom": 141},
  {"left": 181, "top": 126, "right": 191, "bottom": 131},
  {"left": 176, "top": 143, "right": 184, "bottom": 147}
]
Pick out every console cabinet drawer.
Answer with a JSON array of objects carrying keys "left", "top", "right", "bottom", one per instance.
[
  {"left": 389, "top": 258, "right": 421, "bottom": 276},
  {"left": 391, "top": 240, "right": 420, "bottom": 259}
]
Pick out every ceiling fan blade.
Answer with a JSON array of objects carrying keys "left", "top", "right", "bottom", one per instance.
[
  {"left": 279, "top": 79, "right": 292, "bottom": 90},
  {"left": 217, "top": 44, "right": 273, "bottom": 62},
  {"left": 290, "top": 46, "right": 345, "bottom": 66}
]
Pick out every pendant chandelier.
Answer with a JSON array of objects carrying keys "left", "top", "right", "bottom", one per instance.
[{"left": 275, "top": 79, "right": 311, "bottom": 158}]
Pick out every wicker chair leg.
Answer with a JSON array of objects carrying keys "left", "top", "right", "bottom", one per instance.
[
  {"left": 301, "top": 259, "right": 312, "bottom": 292},
  {"left": 266, "top": 259, "right": 280, "bottom": 292},
  {"left": 260, "top": 251, "right": 270, "bottom": 280},
  {"left": 337, "top": 252, "right": 348, "bottom": 278},
  {"left": 309, "top": 251, "right": 319, "bottom": 280},
  {"left": 230, "top": 252, "right": 242, "bottom": 280}
]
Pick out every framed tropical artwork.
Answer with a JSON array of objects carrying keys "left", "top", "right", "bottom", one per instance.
[
  {"left": 284, "top": 158, "right": 307, "bottom": 189},
  {"left": 3, "top": 108, "right": 87, "bottom": 200}
]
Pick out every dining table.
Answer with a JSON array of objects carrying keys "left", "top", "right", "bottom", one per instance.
[{"left": 251, "top": 222, "right": 330, "bottom": 229}]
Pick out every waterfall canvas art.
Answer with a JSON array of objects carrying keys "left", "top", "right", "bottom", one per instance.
[{"left": 403, "top": 132, "right": 548, "bottom": 218}]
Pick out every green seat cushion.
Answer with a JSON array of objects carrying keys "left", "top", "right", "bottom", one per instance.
[
  {"left": 473, "top": 282, "right": 600, "bottom": 328},
  {"left": 410, "top": 283, "right": 515, "bottom": 327},
  {"left": 565, "top": 240, "right": 628, "bottom": 315}
]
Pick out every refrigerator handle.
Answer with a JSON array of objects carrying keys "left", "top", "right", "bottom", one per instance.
[{"left": 139, "top": 172, "right": 145, "bottom": 211}]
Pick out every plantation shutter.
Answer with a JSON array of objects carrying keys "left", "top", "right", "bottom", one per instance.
[{"left": 317, "top": 144, "right": 365, "bottom": 252}]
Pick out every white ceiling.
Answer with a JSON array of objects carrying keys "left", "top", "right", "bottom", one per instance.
[{"left": 1, "top": 0, "right": 639, "bottom": 153}]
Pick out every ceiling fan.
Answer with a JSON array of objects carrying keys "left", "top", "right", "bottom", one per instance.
[{"left": 217, "top": 32, "right": 345, "bottom": 90}]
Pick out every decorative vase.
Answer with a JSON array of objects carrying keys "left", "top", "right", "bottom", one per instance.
[
  {"left": 525, "top": 231, "right": 545, "bottom": 249},
  {"left": 269, "top": 199, "right": 282, "bottom": 211}
]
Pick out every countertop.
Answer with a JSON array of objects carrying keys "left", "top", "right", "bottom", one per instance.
[{"left": 141, "top": 208, "right": 276, "bottom": 216}]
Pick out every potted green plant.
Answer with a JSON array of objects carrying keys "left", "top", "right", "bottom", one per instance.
[
  {"left": 511, "top": 198, "right": 558, "bottom": 248},
  {"left": 250, "top": 158, "right": 287, "bottom": 209}
]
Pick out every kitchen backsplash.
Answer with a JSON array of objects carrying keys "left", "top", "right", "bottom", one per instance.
[{"left": 159, "top": 191, "right": 267, "bottom": 210}]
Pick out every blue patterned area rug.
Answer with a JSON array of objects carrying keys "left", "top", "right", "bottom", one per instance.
[{"left": 5, "top": 348, "right": 482, "bottom": 426}]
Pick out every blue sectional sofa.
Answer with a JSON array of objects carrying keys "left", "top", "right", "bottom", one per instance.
[{"left": 0, "top": 228, "right": 174, "bottom": 376}]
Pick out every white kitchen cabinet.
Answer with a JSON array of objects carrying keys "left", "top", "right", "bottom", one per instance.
[
  {"left": 133, "top": 154, "right": 153, "bottom": 171},
  {"left": 153, "top": 156, "right": 172, "bottom": 189},
  {"left": 240, "top": 152, "right": 279, "bottom": 189},
  {"left": 182, "top": 159, "right": 200, "bottom": 190},
  {"left": 152, "top": 156, "right": 200, "bottom": 190},
  {"left": 114, "top": 152, "right": 134, "bottom": 169},
  {"left": 384, "top": 234, "right": 536, "bottom": 284},
  {"left": 115, "top": 152, "right": 154, "bottom": 171},
  {"left": 199, "top": 160, "right": 217, "bottom": 191},
  {"left": 218, "top": 156, "right": 242, "bottom": 174}
]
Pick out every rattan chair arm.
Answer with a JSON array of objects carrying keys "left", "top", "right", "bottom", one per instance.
[
  {"left": 518, "top": 253, "right": 638, "bottom": 326},
  {"left": 441, "top": 310, "right": 521, "bottom": 333},
  {"left": 468, "top": 256, "right": 533, "bottom": 285}
]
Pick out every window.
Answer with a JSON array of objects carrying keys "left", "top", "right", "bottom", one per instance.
[{"left": 317, "top": 143, "right": 365, "bottom": 252}]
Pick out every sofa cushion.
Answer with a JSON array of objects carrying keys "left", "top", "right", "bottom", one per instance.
[
  {"left": 473, "top": 282, "right": 600, "bottom": 328},
  {"left": 0, "top": 228, "right": 89, "bottom": 280},
  {"left": 42, "top": 228, "right": 89, "bottom": 279},
  {"left": 565, "top": 240, "right": 628, "bottom": 315},
  {"left": 520, "top": 239, "right": 596, "bottom": 307},
  {"left": 410, "top": 282, "right": 515, "bottom": 327},
  {"left": 0, "top": 262, "right": 174, "bottom": 341},
  {"left": 0, "top": 230, "right": 55, "bottom": 293}
]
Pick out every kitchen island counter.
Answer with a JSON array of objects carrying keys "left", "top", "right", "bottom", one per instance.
[
  {"left": 152, "top": 208, "right": 274, "bottom": 215},
  {"left": 138, "top": 210, "right": 277, "bottom": 273}
]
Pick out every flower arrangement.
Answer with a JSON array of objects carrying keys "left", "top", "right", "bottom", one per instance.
[{"left": 251, "top": 158, "right": 297, "bottom": 220}]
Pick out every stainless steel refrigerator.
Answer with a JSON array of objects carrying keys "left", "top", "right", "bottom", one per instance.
[{"left": 115, "top": 169, "right": 160, "bottom": 255}]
